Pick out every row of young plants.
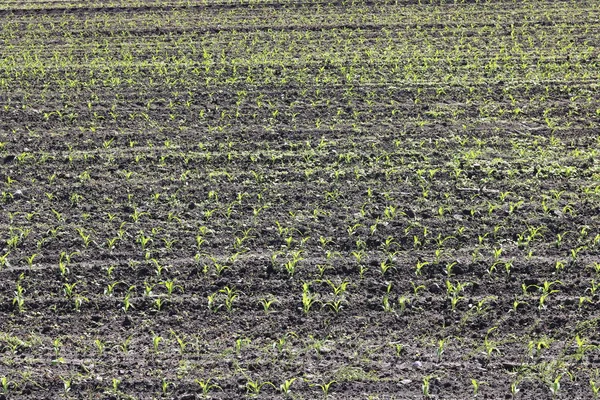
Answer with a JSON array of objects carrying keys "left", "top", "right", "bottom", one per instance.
[{"left": 0, "top": 1, "right": 598, "bottom": 135}]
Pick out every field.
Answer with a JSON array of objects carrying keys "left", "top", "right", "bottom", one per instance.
[{"left": 1, "top": 0, "right": 599, "bottom": 398}]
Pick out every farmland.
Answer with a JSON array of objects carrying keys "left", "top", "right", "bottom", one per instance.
[{"left": 1, "top": 0, "right": 599, "bottom": 398}]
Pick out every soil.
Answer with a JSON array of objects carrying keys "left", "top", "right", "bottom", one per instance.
[{"left": 0, "top": 1, "right": 599, "bottom": 399}]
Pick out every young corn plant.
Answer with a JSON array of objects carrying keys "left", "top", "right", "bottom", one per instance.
[
  {"left": 0, "top": 376, "right": 13, "bottom": 395},
  {"left": 549, "top": 375, "right": 561, "bottom": 399},
  {"left": 195, "top": 378, "right": 222, "bottom": 397},
  {"left": 325, "top": 279, "right": 349, "bottom": 297},
  {"left": 207, "top": 292, "right": 220, "bottom": 313},
  {"left": 382, "top": 283, "right": 394, "bottom": 313},
  {"left": 323, "top": 298, "right": 346, "bottom": 314},
  {"left": 73, "top": 293, "right": 88, "bottom": 312},
  {"left": 122, "top": 289, "right": 135, "bottom": 313},
  {"left": 75, "top": 227, "right": 93, "bottom": 248},
  {"left": 398, "top": 295, "right": 411, "bottom": 314},
  {"left": 160, "top": 280, "right": 183, "bottom": 297},
  {"left": 590, "top": 379, "right": 600, "bottom": 398},
  {"left": 259, "top": 295, "right": 278, "bottom": 314},
  {"left": 170, "top": 329, "right": 188, "bottom": 355},
  {"left": 12, "top": 281, "right": 25, "bottom": 313},
  {"left": 223, "top": 286, "right": 239, "bottom": 312},
  {"left": 284, "top": 250, "right": 303, "bottom": 277},
  {"left": 58, "top": 251, "right": 78, "bottom": 277},
  {"left": 422, "top": 375, "right": 432, "bottom": 398},
  {"left": 482, "top": 327, "right": 501, "bottom": 359},
  {"left": 311, "top": 380, "right": 336, "bottom": 398},
  {"left": 95, "top": 339, "right": 105, "bottom": 356},
  {"left": 436, "top": 338, "right": 449, "bottom": 361},
  {"left": 380, "top": 257, "right": 394, "bottom": 276},
  {"left": 572, "top": 334, "right": 596, "bottom": 362},
  {"left": 538, "top": 280, "right": 562, "bottom": 311},
  {"left": 302, "top": 282, "right": 318, "bottom": 315},
  {"left": 510, "top": 380, "right": 520, "bottom": 399},
  {"left": 151, "top": 334, "right": 163, "bottom": 353},
  {"left": 0, "top": 251, "right": 10, "bottom": 269},
  {"left": 414, "top": 260, "right": 430, "bottom": 276},
  {"left": 246, "top": 379, "right": 275, "bottom": 397},
  {"left": 279, "top": 378, "right": 296, "bottom": 397},
  {"left": 446, "top": 280, "right": 469, "bottom": 311}
]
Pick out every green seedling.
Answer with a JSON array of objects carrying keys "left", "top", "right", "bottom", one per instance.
[
  {"left": 311, "top": 380, "right": 336, "bottom": 398},
  {"left": 195, "top": 378, "right": 222, "bottom": 396},
  {"left": 279, "top": 378, "right": 296, "bottom": 396},
  {"left": 246, "top": 379, "right": 275, "bottom": 396}
]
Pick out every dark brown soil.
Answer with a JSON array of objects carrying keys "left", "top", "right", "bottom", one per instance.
[{"left": 0, "top": 1, "right": 599, "bottom": 399}]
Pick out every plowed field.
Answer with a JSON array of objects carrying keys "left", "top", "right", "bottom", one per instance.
[{"left": 1, "top": 1, "right": 599, "bottom": 399}]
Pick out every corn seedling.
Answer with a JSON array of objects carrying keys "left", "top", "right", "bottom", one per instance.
[
  {"left": 73, "top": 293, "right": 88, "bottom": 312},
  {"left": 195, "top": 378, "right": 222, "bottom": 397},
  {"left": 590, "top": 380, "right": 600, "bottom": 398},
  {"left": 415, "top": 260, "right": 429, "bottom": 276},
  {"left": 153, "top": 298, "right": 166, "bottom": 311},
  {"left": 391, "top": 343, "right": 404, "bottom": 357},
  {"left": 52, "top": 338, "right": 62, "bottom": 358},
  {"left": 586, "top": 279, "right": 600, "bottom": 296},
  {"left": 572, "top": 334, "right": 596, "bottom": 361},
  {"left": 76, "top": 228, "right": 93, "bottom": 248},
  {"left": 130, "top": 208, "right": 148, "bottom": 222},
  {"left": 382, "top": 282, "right": 394, "bottom": 313},
  {"left": 325, "top": 279, "right": 349, "bottom": 297},
  {"left": 95, "top": 339, "right": 105, "bottom": 355},
  {"left": 446, "top": 280, "right": 469, "bottom": 311},
  {"left": 151, "top": 334, "right": 162, "bottom": 353},
  {"left": 285, "top": 250, "right": 303, "bottom": 277},
  {"left": 161, "top": 379, "right": 173, "bottom": 395},
  {"left": 279, "top": 378, "right": 296, "bottom": 396},
  {"left": 549, "top": 375, "right": 561, "bottom": 398},
  {"left": 422, "top": 375, "right": 432, "bottom": 398},
  {"left": 170, "top": 330, "right": 188, "bottom": 354},
  {"left": 0, "top": 252, "right": 10, "bottom": 269},
  {"left": 445, "top": 261, "right": 457, "bottom": 277},
  {"left": 436, "top": 338, "right": 449, "bottom": 361},
  {"left": 510, "top": 381, "right": 520, "bottom": 398},
  {"left": 58, "top": 251, "right": 78, "bottom": 277},
  {"left": 411, "top": 282, "right": 426, "bottom": 295},
  {"left": 578, "top": 296, "right": 593, "bottom": 310},
  {"left": 324, "top": 299, "right": 346, "bottom": 314},
  {"left": 380, "top": 258, "right": 393, "bottom": 276},
  {"left": 122, "top": 291, "right": 134, "bottom": 313},
  {"left": 471, "top": 379, "right": 486, "bottom": 397},
  {"left": 570, "top": 246, "right": 586, "bottom": 264},
  {"left": 234, "top": 337, "right": 251, "bottom": 355},
  {"left": 538, "top": 281, "right": 562, "bottom": 310},
  {"left": 23, "top": 253, "right": 37, "bottom": 268},
  {"left": 105, "top": 281, "right": 124, "bottom": 296},
  {"left": 259, "top": 296, "right": 278, "bottom": 313},
  {"left": 12, "top": 282, "right": 25, "bottom": 313},
  {"left": 528, "top": 336, "right": 553, "bottom": 359},
  {"left": 246, "top": 379, "right": 274, "bottom": 396},
  {"left": 311, "top": 380, "right": 335, "bottom": 398},
  {"left": 302, "top": 283, "right": 318, "bottom": 315},
  {"left": 160, "top": 280, "right": 183, "bottom": 297},
  {"left": 111, "top": 378, "right": 121, "bottom": 394},
  {"left": 1, "top": 376, "right": 13, "bottom": 394},
  {"left": 137, "top": 232, "right": 152, "bottom": 250},
  {"left": 119, "top": 335, "right": 132, "bottom": 353},
  {"left": 63, "top": 282, "right": 77, "bottom": 299},
  {"left": 207, "top": 292, "right": 220, "bottom": 312},
  {"left": 482, "top": 327, "right": 501, "bottom": 358},
  {"left": 221, "top": 286, "right": 238, "bottom": 312}
]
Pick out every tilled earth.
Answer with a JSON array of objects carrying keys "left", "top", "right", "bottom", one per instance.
[{"left": 1, "top": 1, "right": 600, "bottom": 399}]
